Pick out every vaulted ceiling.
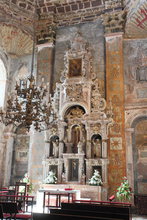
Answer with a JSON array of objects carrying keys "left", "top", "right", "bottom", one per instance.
[{"left": 0, "top": 0, "right": 146, "bottom": 57}]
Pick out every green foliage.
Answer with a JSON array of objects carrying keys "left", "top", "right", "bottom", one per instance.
[
  {"left": 89, "top": 170, "right": 103, "bottom": 186},
  {"left": 116, "top": 177, "right": 132, "bottom": 202},
  {"left": 43, "top": 170, "right": 57, "bottom": 184},
  {"left": 20, "top": 173, "right": 33, "bottom": 194}
]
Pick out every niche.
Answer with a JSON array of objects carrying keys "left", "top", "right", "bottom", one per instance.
[{"left": 91, "top": 134, "right": 102, "bottom": 158}]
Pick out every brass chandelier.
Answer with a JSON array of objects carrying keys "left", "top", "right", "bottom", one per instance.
[
  {"left": 0, "top": 75, "right": 52, "bottom": 131},
  {"left": 0, "top": 17, "right": 54, "bottom": 131}
]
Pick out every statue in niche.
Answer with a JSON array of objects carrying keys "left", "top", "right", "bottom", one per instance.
[
  {"left": 77, "top": 140, "right": 84, "bottom": 154},
  {"left": 92, "top": 138, "right": 102, "bottom": 158},
  {"left": 71, "top": 125, "right": 80, "bottom": 153},
  {"left": 52, "top": 139, "right": 59, "bottom": 158}
]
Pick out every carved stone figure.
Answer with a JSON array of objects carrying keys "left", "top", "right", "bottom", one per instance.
[
  {"left": 77, "top": 140, "right": 84, "bottom": 154},
  {"left": 52, "top": 139, "right": 59, "bottom": 158},
  {"left": 92, "top": 138, "right": 102, "bottom": 158}
]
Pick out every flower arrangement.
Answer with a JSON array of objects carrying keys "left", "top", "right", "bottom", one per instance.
[
  {"left": 89, "top": 170, "right": 103, "bottom": 186},
  {"left": 20, "top": 173, "right": 33, "bottom": 194},
  {"left": 116, "top": 177, "right": 132, "bottom": 202},
  {"left": 43, "top": 170, "right": 57, "bottom": 184}
]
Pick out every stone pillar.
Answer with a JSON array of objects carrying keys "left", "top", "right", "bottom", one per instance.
[
  {"left": 0, "top": 140, "right": 6, "bottom": 187},
  {"left": 3, "top": 132, "right": 15, "bottom": 186},
  {"left": 42, "top": 160, "right": 49, "bottom": 180},
  {"left": 59, "top": 141, "right": 64, "bottom": 158},
  {"left": 86, "top": 140, "right": 91, "bottom": 159},
  {"left": 28, "top": 130, "right": 45, "bottom": 189},
  {"left": 125, "top": 128, "right": 134, "bottom": 191},
  {"left": 102, "top": 140, "right": 107, "bottom": 158},
  {"left": 78, "top": 154, "right": 85, "bottom": 184},
  {"left": 58, "top": 159, "right": 63, "bottom": 183},
  {"left": 104, "top": 10, "right": 126, "bottom": 196},
  {"left": 105, "top": 32, "right": 126, "bottom": 196}
]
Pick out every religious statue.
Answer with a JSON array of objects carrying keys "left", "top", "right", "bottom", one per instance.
[
  {"left": 52, "top": 139, "right": 59, "bottom": 157},
  {"left": 77, "top": 140, "right": 84, "bottom": 154},
  {"left": 62, "top": 172, "right": 66, "bottom": 183},
  {"left": 92, "top": 138, "right": 101, "bottom": 158}
]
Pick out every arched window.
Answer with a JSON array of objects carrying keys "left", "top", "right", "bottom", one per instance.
[{"left": 0, "top": 58, "right": 6, "bottom": 107}]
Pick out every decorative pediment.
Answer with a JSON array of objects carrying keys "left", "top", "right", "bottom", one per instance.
[{"left": 60, "top": 32, "right": 94, "bottom": 82}]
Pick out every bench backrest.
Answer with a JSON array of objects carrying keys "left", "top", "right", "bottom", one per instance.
[
  {"left": 33, "top": 213, "right": 115, "bottom": 220},
  {"left": 0, "top": 204, "right": 3, "bottom": 219},
  {"left": 61, "top": 202, "right": 130, "bottom": 214},
  {"left": 50, "top": 208, "right": 129, "bottom": 220},
  {"left": 0, "top": 202, "right": 18, "bottom": 214}
]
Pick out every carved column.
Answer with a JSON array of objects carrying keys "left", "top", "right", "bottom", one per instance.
[
  {"left": 78, "top": 154, "right": 85, "bottom": 183},
  {"left": 103, "top": 10, "right": 126, "bottom": 195},
  {"left": 102, "top": 140, "right": 107, "bottom": 158},
  {"left": 36, "top": 16, "right": 56, "bottom": 93}
]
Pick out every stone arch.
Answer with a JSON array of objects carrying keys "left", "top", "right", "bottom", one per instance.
[
  {"left": 60, "top": 102, "right": 88, "bottom": 120},
  {"left": 64, "top": 105, "right": 86, "bottom": 153},
  {"left": 125, "top": 111, "right": 147, "bottom": 193},
  {"left": 131, "top": 116, "right": 147, "bottom": 195}
]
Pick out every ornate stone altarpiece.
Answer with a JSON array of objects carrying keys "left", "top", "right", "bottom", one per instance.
[{"left": 42, "top": 32, "right": 113, "bottom": 200}]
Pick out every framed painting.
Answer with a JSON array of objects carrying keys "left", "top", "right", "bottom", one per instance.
[{"left": 68, "top": 58, "right": 82, "bottom": 77}]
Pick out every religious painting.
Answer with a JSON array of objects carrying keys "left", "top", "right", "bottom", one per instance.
[
  {"left": 68, "top": 58, "right": 82, "bottom": 77},
  {"left": 68, "top": 159, "right": 79, "bottom": 181}
]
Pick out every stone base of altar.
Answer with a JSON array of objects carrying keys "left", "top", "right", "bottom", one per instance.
[{"left": 40, "top": 184, "right": 106, "bottom": 201}]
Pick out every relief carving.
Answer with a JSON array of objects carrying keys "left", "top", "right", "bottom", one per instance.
[{"left": 65, "top": 84, "right": 83, "bottom": 101}]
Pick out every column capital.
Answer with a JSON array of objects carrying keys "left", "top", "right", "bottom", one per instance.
[
  {"left": 102, "top": 10, "right": 126, "bottom": 35},
  {"left": 104, "top": 32, "right": 124, "bottom": 39}
]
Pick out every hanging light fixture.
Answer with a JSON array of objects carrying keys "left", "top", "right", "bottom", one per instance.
[{"left": 0, "top": 5, "right": 55, "bottom": 131}]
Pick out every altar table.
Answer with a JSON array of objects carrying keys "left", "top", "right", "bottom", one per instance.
[{"left": 37, "top": 189, "right": 80, "bottom": 212}]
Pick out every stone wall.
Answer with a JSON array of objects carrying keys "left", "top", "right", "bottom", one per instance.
[
  {"left": 124, "top": 38, "right": 147, "bottom": 195},
  {"left": 124, "top": 39, "right": 147, "bottom": 105},
  {"left": 53, "top": 19, "right": 105, "bottom": 95}
]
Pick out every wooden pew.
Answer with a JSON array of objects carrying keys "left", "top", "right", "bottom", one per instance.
[
  {"left": 0, "top": 202, "right": 32, "bottom": 219},
  {"left": 0, "top": 194, "right": 34, "bottom": 212},
  {"left": 0, "top": 203, "right": 11, "bottom": 219},
  {"left": 50, "top": 208, "right": 125, "bottom": 220},
  {"left": 33, "top": 212, "right": 116, "bottom": 220},
  {"left": 61, "top": 202, "right": 131, "bottom": 220}
]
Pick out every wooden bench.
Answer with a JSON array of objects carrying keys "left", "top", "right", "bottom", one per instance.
[
  {"left": 50, "top": 208, "right": 125, "bottom": 220},
  {"left": 61, "top": 202, "right": 131, "bottom": 220},
  {"left": 0, "top": 202, "right": 32, "bottom": 219},
  {"left": 33, "top": 212, "right": 116, "bottom": 220},
  {"left": 0, "top": 204, "right": 11, "bottom": 219},
  {"left": 0, "top": 194, "right": 34, "bottom": 212}
]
